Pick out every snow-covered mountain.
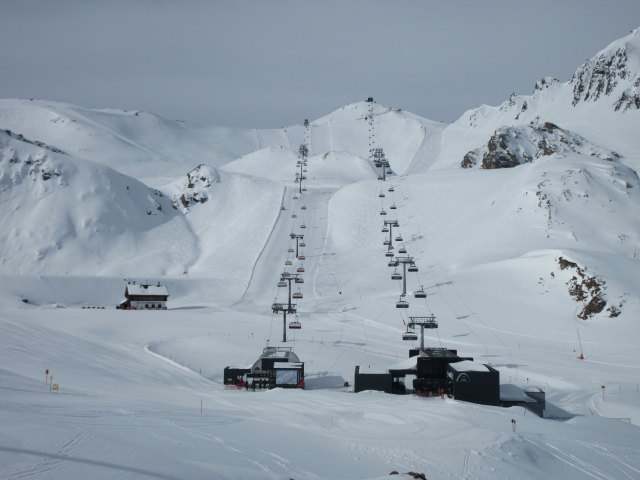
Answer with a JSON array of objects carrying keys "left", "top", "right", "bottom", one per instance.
[
  {"left": 0, "top": 129, "right": 197, "bottom": 276},
  {"left": 1, "top": 27, "right": 640, "bottom": 480}
]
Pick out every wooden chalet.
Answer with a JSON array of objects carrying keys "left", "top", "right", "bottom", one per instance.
[{"left": 117, "top": 282, "right": 169, "bottom": 310}]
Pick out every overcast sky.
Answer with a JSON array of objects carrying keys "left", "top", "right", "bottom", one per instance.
[{"left": 1, "top": 0, "right": 639, "bottom": 128}]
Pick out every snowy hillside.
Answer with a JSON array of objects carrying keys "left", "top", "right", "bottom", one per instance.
[
  {"left": 0, "top": 129, "right": 197, "bottom": 276},
  {"left": 1, "top": 27, "right": 640, "bottom": 480}
]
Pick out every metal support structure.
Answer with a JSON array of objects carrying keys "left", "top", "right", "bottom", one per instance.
[
  {"left": 272, "top": 272, "right": 301, "bottom": 342},
  {"left": 407, "top": 316, "right": 438, "bottom": 351},
  {"left": 297, "top": 144, "right": 309, "bottom": 194},
  {"left": 290, "top": 233, "right": 304, "bottom": 259},
  {"left": 394, "top": 256, "right": 414, "bottom": 296},
  {"left": 384, "top": 219, "right": 399, "bottom": 250}
]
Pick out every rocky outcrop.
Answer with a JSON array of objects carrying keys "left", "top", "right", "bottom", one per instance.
[
  {"left": 557, "top": 257, "right": 620, "bottom": 320},
  {"left": 173, "top": 164, "right": 217, "bottom": 210},
  {"left": 461, "top": 122, "right": 619, "bottom": 169}
]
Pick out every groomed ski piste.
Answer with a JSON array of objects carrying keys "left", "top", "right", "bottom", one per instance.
[{"left": 2, "top": 29, "right": 640, "bottom": 480}]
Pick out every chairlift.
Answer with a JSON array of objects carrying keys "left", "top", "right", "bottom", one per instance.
[
  {"left": 292, "top": 291, "right": 303, "bottom": 299},
  {"left": 398, "top": 246, "right": 407, "bottom": 254},
  {"left": 301, "top": 205, "right": 307, "bottom": 210},
  {"left": 288, "top": 248, "right": 295, "bottom": 253},
  {"left": 295, "top": 278, "right": 304, "bottom": 284},
  {"left": 298, "top": 255, "right": 306, "bottom": 260},
  {"left": 378, "top": 192, "right": 385, "bottom": 198},
  {"left": 391, "top": 272, "right": 402, "bottom": 280},
  {"left": 285, "top": 260, "right": 293, "bottom": 266},
  {"left": 289, "top": 321, "right": 302, "bottom": 329},
  {"left": 302, "top": 187, "right": 307, "bottom": 192},
  {"left": 277, "top": 281, "right": 287, "bottom": 288},
  {"left": 303, "top": 168, "right": 307, "bottom": 173},
  {"left": 383, "top": 239, "right": 391, "bottom": 246},
  {"left": 402, "top": 329, "right": 418, "bottom": 341},
  {"left": 381, "top": 227, "right": 389, "bottom": 233},
  {"left": 414, "top": 287, "right": 427, "bottom": 299},
  {"left": 388, "top": 260, "right": 399, "bottom": 267},
  {"left": 299, "top": 242, "right": 306, "bottom": 247},
  {"left": 385, "top": 251, "right": 395, "bottom": 258},
  {"left": 293, "top": 195, "right": 299, "bottom": 200},
  {"left": 390, "top": 204, "right": 397, "bottom": 210},
  {"left": 378, "top": 175, "right": 384, "bottom": 181},
  {"left": 396, "top": 296, "right": 409, "bottom": 309},
  {"left": 388, "top": 186, "right": 395, "bottom": 192},
  {"left": 297, "top": 267, "right": 305, "bottom": 273},
  {"left": 291, "top": 213, "right": 297, "bottom": 218},
  {"left": 380, "top": 210, "right": 387, "bottom": 216},
  {"left": 387, "top": 169, "right": 393, "bottom": 174},
  {"left": 408, "top": 264, "right": 419, "bottom": 273},
  {"left": 395, "top": 235, "right": 403, "bottom": 242},
  {"left": 300, "top": 224, "right": 307, "bottom": 229}
]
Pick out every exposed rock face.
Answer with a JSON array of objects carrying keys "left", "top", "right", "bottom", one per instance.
[
  {"left": 173, "top": 164, "right": 217, "bottom": 210},
  {"left": 461, "top": 122, "right": 619, "bottom": 169},
  {"left": 1, "top": 129, "right": 67, "bottom": 155},
  {"left": 557, "top": 257, "right": 620, "bottom": 320},
  {"left": 570, "top": 28, "right": 640, "bottom": 111}
]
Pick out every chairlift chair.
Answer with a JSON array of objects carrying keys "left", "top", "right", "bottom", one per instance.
[
  {"left": 402, "top": 329, "right": 418, "bottom": 341},
  {"left": 391, "top": 272, "right": 402, "bottom": 280},
  {"left": 390, "top": 204, "right": 397, "bottom": 210},
  {"left": 289, "top": 321, "right": 302, "bottom": 329},
  {"left": 381, "top": 227, "right": 389, "bottom": 233},
  {"left": 378, "top": 175, "right": 384, "bottom": 181},
  {"left": 301, "top": 205, "right": 307, "bottom": 210},
  {"left": 288, "top": 248, "right": 295, "bottom": 253},
  {"left": 292, "top": 291, "right": 303, "bottom": 299},
  {"left": 295, "top": 278, "right": 304, "bottom": 284},
  {"left": 383, "top": 239, "right": 391, "bottom": 246},
  {"left": 388, "top": 186, "right": 395, "bottom": 192},
  {"left": 297, "top": 267, "right": 305, "bottom": 273},
  {"left": 298, "top": 255, "right": 306, "bottom": 260},
  {"left": 398, "top": 246, "right": 407, "bottom": 254},
  {"left": 385, "top": 251, "right": 395, "bottom": 257},
  {"left": 293, "top": 195, "right": 299, "bottom": 200},
  {"left": 299, "top": 242, "right": 306, "bottom": 247},
  {"left": 380, "top": 210, "right": 387, "bottom": 216},
  {"left": 395, "top": 235, "right": 403, "bottom": 242},
  {"left": 408, "top": 264, "right": 418, "bottom": 273},
  {"left": 300, "top": 224, "right": 307, "bottom": 229},
  {"left": 379, "top": 192, "right": 385, "bottom": 198},
  {"left": 277, "top": 281, "right": 287, "bottom": 287},
  {"left": 396, "top": 296, "right": 409, "bottom": 308},
  {"left": 291, "top": 213, "right": 297, "bottom": 218},
  {"left": 388, "top": 260, "right": 399, "bottom": 267},
  {"left": 285, "top": 260, "right": 293, "bottom": 266},
  {"left": 301, "top": 187, "right": 307, "bottom": 192},
  {"left": 414, "top": 287, "right": 427, "bottom": 299}
]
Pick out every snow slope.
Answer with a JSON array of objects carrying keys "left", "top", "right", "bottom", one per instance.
[{"left": 1, "top": 27, "right": 640, "bottom": 480}]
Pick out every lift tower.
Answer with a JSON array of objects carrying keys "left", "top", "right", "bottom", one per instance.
[
  {"left": 407, "top": 316, "right": 438, "bottom": 351},
  {"left": 272, "top": 271, "right": 301, "bottom": 342},
  {"left": 290, "top": 233, "right": 304, "bottom": 259}
]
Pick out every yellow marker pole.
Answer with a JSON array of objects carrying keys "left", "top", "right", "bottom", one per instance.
[
  {"left": 601, "top": 385, "right": 605, "bottom": 400},
  {"left": 50, "top": 376, "right": 53, "bottom": 391}
]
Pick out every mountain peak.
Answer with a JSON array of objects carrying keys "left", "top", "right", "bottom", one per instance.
[{"left": 570, "top": 27, "right": 640, "bottom": 110}]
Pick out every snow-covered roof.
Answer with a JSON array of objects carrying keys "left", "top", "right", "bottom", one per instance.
[
  {"left": 448, "top": 361, "right": 491, "bottom": 373},
  {"left": 388, "top": 355, "right": 420, "bottom": 371},
  {"left": 126, "top": 284, "right": 169, "bottom": 296}
]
